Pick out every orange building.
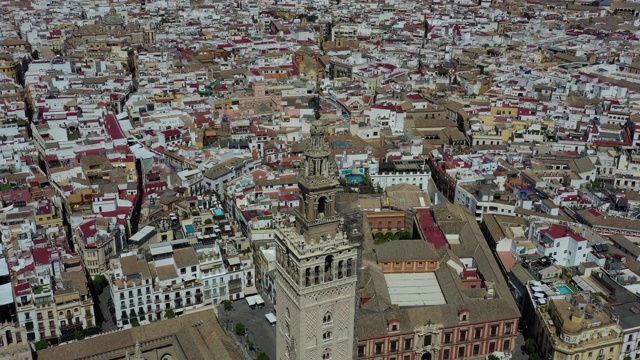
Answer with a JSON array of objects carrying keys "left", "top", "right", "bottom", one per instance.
[
  {"left": 365, "top": 210, "right": 408, "bottom": 234},
  {"left": 375, "top": 240, "right": 440, "bottom": 273}
]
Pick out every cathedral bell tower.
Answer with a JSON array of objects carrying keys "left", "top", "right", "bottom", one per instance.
[
  {"left": 295, "top": 120, "right": 341, "bottom": 241},
  {"left": 274, "top": 120, "right": 359, "bottom": 360}
]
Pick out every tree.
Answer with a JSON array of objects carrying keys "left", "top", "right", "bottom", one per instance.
[
  {"left": 131, "top": 319, "right": 140, "bottom": 327},
  {"left": 235, "top": 322, "right": 246, "bottom": 335},
  {"left": 223, "top": 300, "right": 233, "bottom": 312},
  {"left": 31, "top": 50, "right": 40, "bottom": 60},
  {"left": 525, "top": 339, "right": 536, "bottom": 354},
  {"left": 34, "top": 340, "right": 48, "bottom": 350},
  {"left": 257, "top": 353, "right": 270, "bottom": 360},
  {"left": 92, "top": 274, "right": 107, "bottom": 290},
  {"left": 437, "top": 68, "right": 450, "bottom": 76},
  {"left": 74, "top": 331, "right": 85, "bottom": 340},
  {"left": 488, "top": 356, "right": 500, "bottom": 360},
  {"left": 165, "top": 309, "right": 176, "bottom": 319},
  {"left": 529, "top": 353, "right": 542, "bottom": 360},
  {"left": 374, "top": 232, "right": 387, "bottom": 245}
]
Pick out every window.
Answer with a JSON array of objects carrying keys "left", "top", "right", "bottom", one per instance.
[
  {"left": 323, "top": 312, "right": 332, "bottom": 324},
  {"left": 323, "top": 331, "right": 332, "bottom": 343},
  {"left": 445, "top": 332, "right": 452, "bottom": 344},
  {"left": 459, "top": 346, "right": 465, "bottom": 358},
  {"left": 444, "top": 349, "right": 450, "bottom": 360},
  {"left": 490, "top": 325, "right": 498, "bottom": 337},
  {"left": 191, "top": 266, "right": 196, "bottom": 272},
  {"left": 404, "top": 338, "right": 412, "bottom": 350},
  {"left": 375, "top": 342, "right": 383, "bottom": 354},
  {"left": 473, "top": 344, "right": 480, "bottom": 355},
  {"left": 404, "top": 356, "right": 411, "bottom": 360},
  {"left": 391, "top": 323, "right": 398, "bottom": 331},
  {"left": 390, "top": 340, "right": 398, "bottom": 352},
  {"left": 489, "top": 342, "right": 495, "bottom": 353},
  {"left": 460, "top": 330, "right": 467, "bottom": 341},
  {"left": 474, "top": 327, "right": 482, "bottom": 339},
  {"left": 357, "top": 345, "right": 365, "bottom": 357},
  {"left": 424, "top": 334, "right": 432, "bottom": 347},
  {"left": 180, "top": 268, "right": 186, "bottom": 275},
  {"left": 505, "top": 323, "right": 513, "bottom": 335},
  {"left": 322, "top": 348, "right": 331, "bottom": 360},
  {"left": 504, "top": 340, "right": 511, "bottom": 351}
]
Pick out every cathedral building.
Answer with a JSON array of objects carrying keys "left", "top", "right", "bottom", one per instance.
[{"left": 274, "top": 119, "right": 359, "bottom": 360}]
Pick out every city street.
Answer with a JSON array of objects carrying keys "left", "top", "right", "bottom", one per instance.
[
  {"left": 218, "top": 292, "right": 276, "bottom": 360},
  {"left": 512, "top": 330, "right": 528, "bottom": 360},
  {"left": 96, "top": 287, "right": 117, "bottom": 332}
]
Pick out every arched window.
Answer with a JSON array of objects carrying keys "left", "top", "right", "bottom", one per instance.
[
  {"left": 318, "top": 196, "right": 328, "bottom": 217},
  {"left": 324, "top": 255, "right": 333, "bottom": 282},
  {"left": 285, "top": 307, "right": 290, "bottom": 320},
  {"left": 323, "top": 312, "right": 332, "bottom": 324},
  {"left": 322, "top": 348, "right": 331, "bottom": 360},
  {"left": 161, "top": 354, "right": 173, "bottom": 360},
  {"left": 323, "top": 331, "right": 332, "bottom": 341},
  {"left": 285, "top": 324, "right": 290, "bottom": 338}
]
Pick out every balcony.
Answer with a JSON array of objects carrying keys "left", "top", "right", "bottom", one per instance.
[{"left": 59, "top": 322, "right": 82, "bottom": 333}]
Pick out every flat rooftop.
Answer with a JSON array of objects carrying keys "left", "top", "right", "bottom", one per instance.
[{"left": 384, "top": 272, "right": 446, "bottom": 307}]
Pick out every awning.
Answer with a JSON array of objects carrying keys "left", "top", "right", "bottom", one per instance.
[
  {"left": 0, "top": 283, "right": 14, "bottom": 305},
  {"left": 265, "top": 312, "right": 276, "bottom": 324},
  {"left": 534, "top": 292, "right": 546, "bottom": 298}
]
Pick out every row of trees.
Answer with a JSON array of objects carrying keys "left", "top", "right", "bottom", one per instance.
[{"left": 373, "top": 230, "right": 412, "bottom": 244}]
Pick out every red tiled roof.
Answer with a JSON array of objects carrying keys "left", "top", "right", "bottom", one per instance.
[
  {"left": 541, "top": 224, "right": 586, "bottom": 242},
  {"left": 32, "top": 247, "right": 52, "bottom": 266},
  {"left": 416, "top": 208, "right": 448, "bottom": 249},
  {"left": 104, "top": 113, "right": 126, "bottom": 140},
  {"left": 78, "top": 219, "right": 98, "bottom": 238}
]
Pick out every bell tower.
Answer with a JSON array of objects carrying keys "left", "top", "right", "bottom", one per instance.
[
  {"left": 275, "top": 120, "right": 358, "bottom": 360},
  {"left": 295, "top": 120, "right": 342, "bottom": 241}
]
